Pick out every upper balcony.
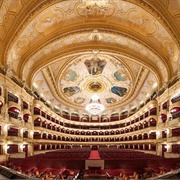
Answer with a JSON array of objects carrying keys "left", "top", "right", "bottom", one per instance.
[
  {"left": 167, "top": 118, "right": 180, "bottom": 127},
  {"left": 8, "top": 101, "right": 21, "bottom": 111},
  {"left": 6, "top": 136, "right": 23, "bottom": 143},
  {"left": 0, "top": 135, "right": 6, "bottom": 143},
  {"left": 9, "top": 117, "right": 24, "bottom": 127}
]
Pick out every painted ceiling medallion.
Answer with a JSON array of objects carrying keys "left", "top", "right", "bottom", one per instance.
[
  {"left": 87, "top": 81, "right": 104, "bottom": 93},
  {"left": 84, "top": 56, "right": 107, "bottom": 75},
  {"left": 59, "top": 54, "right": 131, "bottom": 108}
]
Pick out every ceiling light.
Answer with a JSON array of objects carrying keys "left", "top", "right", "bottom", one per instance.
[
  {"left": 86, "top": 94, "right": 105, "bottom": 115},
  {"left": 153, "top": 82, "right": 158, "bottom": 89}
]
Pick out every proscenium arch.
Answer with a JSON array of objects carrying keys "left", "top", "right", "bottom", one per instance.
[
  {"left": 4, "top": 0, "right": 180, "bottom": 64},
  {"left": 4, "top": 0, "right": 177, "bottom": 79}
]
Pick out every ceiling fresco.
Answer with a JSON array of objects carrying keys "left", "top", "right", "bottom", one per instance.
[
  {"left": 59, "top": 53, "right": 131, "bottom": 108},
  {"left": 0, "top": 0, "right": 180, "bottom": 115}
]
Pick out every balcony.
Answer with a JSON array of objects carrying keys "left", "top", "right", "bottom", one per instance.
[
  {"left": 164, "top": 152, "right": 180, "bottom": 158},
  {"left": 157, "top": 138, "right": 167, "bottom": 143},
  {"left": 0, "top": 96, "right": 4, "bottom": 103},
  {"left": 9, "top": 152, "right": 25, "bottom": 159},
  {"left": 0, "top": 135, "right": 5, "bottom": 143},
  {"left": 167, "top": 118, "right": 180, "bottom": 127},
  {"left": 6, "top": 136, "right": 23, "bottom": 143},
  {"left": 169, "top": 101, "right": 180, "bottom": 110},
  {"left": 121, "top": 139, "right": 155, "bottom": 144},
  {"left": 158, "top": 122, "right": 166, "bottom": 129},
  {"left": 167, "top": 136, "right": 180, "bottom": 142},
  {"left": 24, "top": 123, "right": 33, "bottom": 129},
  {"left": 23, "top": 109, "right": 31, "bottom": 115},
  {"left": 9, "top": 117, "right": 24, "bottom": 127},
  {"left": 8, "top": 101, "right": 21, "bottom": 110},
  {"left": 160, "top": 109, "right": 168, "bottom": 115},
  {"left": 23, "top": 137, "right": 33, "bottom": 143},
  {"left": 33, "top": 139, "right": 59, "bottom": 144}
]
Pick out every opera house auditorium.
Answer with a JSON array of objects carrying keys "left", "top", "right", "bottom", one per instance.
[{"left": 0, "top": 0, "right": 179, "bottom": 179}]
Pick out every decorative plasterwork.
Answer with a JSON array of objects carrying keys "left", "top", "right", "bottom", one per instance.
[
  {"left": 21, "top": 30, "right": 168, "bottom": 84},
  {"left": 4, "top": 0, "right": 179, "bottom": 78}
]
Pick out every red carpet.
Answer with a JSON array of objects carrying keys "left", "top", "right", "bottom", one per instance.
[{"left": 89, "top": 150, "right": 101, "bottom": 159}]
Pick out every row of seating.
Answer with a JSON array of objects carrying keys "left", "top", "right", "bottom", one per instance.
[{"left": 98, "top": 149, "right": 163, "bottom": 159}]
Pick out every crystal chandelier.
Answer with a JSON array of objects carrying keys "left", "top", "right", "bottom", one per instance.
[{"left": 85, "top": 94, "right": 105, "bottom": 115}]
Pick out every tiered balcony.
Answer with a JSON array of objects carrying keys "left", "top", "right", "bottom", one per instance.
[
  {"left": 167, "top": 136, "right": 180, "bottom": 142},
  {"left": 9, "top": 152, "right": 25, "bottom": 159},
  {"left": 24, "top": 123, "right": 33, "bottom": 129},
  {"left": 9, "top": 117, "right": 24, "bottom": 127},
  {"left": 23, "top": 109, "right": 31, "bottom": 115},
  {"left": 158, "top": 122, "right": 167, "bottom": 129},
  {"left": 0, "top": 135, "right": 5, "bottom": 143},
  {"left": 8, "top": 101, "right": 21, "bottom": 110},
  {"left": 6, "top": 136, "right": 23, "bottom": 143},
  {"left": 157, "top": 138, "right": 167, "bottom": 143},
  {"left": 0, "top": 96, "right": 4, "bottom": 103},
  {"left": 169, "top": 101, "right": 180, "bottom": 110},
  {"left": 167, "top": 117, "right": 180, "bottom": 127},
  {"left": 33, "top": 139, "right": 60, "bottom": 144},
  {"left": 23, "top": 137, "right": 33, "bottom": 143}
]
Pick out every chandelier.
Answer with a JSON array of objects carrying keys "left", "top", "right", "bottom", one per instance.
[{"left": 85, "top": 94, "right": 105, "bottom": 115}]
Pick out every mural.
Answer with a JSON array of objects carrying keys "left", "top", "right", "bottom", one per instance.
[
  {"left": 64, "top": 69, "right": 77, "bottom": 81},
  {"left": 106, "top": 97, "right": 117, "bottom": 103},
  {"left": 111, "top": 86, "right": 127, "bottom": 97},
  {"left": 63, "top": 86, "right": 80, "bottom": 97},
  {"left": 84, "top": 57, "right": 107, "bottom": 75},
  {"left": 74, "top": 97, "right": 85, "bottom": 104},
  {"left": 114, "top": 70, "right": 127, "bottom": 81}
]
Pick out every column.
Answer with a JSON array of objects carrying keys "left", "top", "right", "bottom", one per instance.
[
  {"left": 28, "top": 143, "right": 34, "bottom": 156},
  {"left": 167, "top": 144, "right": 172, "bottom": 153},
  {"left": 20, "top": 129, "right": 24, "bottom": 138},
  {"left": 156, "top": 143, "right": 162, "bottom": 156},
  {"left": 18, "top": 144, "right": 23, "bottom": 153},
  {"left": 39, "top": 144, "right": 42, "bottom": 150},
  {"left": 143, "top": 144, "right": 145, "bottom": 150}
]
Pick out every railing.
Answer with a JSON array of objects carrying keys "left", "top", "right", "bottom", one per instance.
[
  {"left": 167, "top": 118, "right": 180, "bottom": 126},
  {"left": 9, "top": 117, "right": 24, "bottom": 127},
  {"left": 9, "top": 152, "right": 25, "bottom": 159},
  {"left": 164, "top": 152, "right": 180, "bottom": 158},
  {"left": 8, "top": 101, "right": 21, "bottom": 110},
  {"left": 6, "top": 136, "right": 23, "bottom": 142}
]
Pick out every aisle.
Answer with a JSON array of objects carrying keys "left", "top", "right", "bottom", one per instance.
[{"left": 88, "top": 150, "right": 101, "bottom": 159}]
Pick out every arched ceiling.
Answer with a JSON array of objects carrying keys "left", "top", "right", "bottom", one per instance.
[{"left": 0, "top": 0, "right": 180, "bottom": 115}]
